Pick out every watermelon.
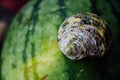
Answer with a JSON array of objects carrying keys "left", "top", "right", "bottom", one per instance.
[{"left": 1, "top": 0, "right": 120, "bottom": 80}]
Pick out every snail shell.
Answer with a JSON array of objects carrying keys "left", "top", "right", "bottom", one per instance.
[{"left": 57, "top": 13, "right": 112, "bottom": 60}]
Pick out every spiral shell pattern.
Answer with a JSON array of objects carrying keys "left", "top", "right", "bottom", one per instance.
[{"left": 57, "top": 13, "right": 112, "bottom": 60}]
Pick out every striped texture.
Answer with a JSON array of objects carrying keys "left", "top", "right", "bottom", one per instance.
[
  {"left": 1, "top": 0, "right": 120, "bottom": 80},
  {"left": 58, "top": 13, "right": 111, "bottom": 60}
]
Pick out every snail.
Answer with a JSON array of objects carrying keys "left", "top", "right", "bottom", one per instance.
[{"left": 57, "top": 13, "right": 112, "bottom": 60}]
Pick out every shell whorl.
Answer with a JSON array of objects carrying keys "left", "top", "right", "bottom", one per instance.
[{"left": 57, "top": 13, "right": 112, "bottom": 60}]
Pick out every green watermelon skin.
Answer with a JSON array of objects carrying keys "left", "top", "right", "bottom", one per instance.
[{"left": 1, "top": 0, "right": 120, "bottom": 80}]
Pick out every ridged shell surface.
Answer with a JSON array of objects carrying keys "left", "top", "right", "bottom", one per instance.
[{"left": 58, "top": 13, "right": 112, "bottom": 60}]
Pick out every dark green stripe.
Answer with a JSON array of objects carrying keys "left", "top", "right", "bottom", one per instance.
[
  {"left": 31, "top": 43, "right": 35, "bottom": 58},
  {"left": 22, "top": 0, "right": 42, "bottom": 80},
  {"left": 22, "top": 29, "right": 30, "bottom": 62},
  {"left": 12, "top": 44, "right": 16, "bottom": 55},
  {"left": 29, "top": 1, "right": 41, "bottom": 79},
  {"left": 22, "top": 0, "right": 42, "bottom": 63},
  {"left": 22, "top": 29, "right": 29, "bottom": 63},
  {"left": 23, "top": 27, "right": 29, "bottom": 80},
  {"left": 106, "top": 0, "right": 120, "bottom": 44},
  {"left": 90, "top": 0, "right": 102, "bottom": 15},
  {"left": 17, "top": 12, "right": 23, "bottom": 24},
  {"left": 106, "top": 0, "right": 120, "bottom": 21},
  {"left": 104, "top": 0, "right": 120, "bottom": 79},
  {"left": 29, "top": 0, "right": 40, "bottom": 35},
  {"left": 12, "top": 44, "right": 17, "bottom": 68},
  {"left": 29, "top": 0, "right": 41, "bottom": 58},
  {"left": 57, "top": 0, "right": 67, "bottom": 31},
  {"left": 31, "top": 44, "right": 38, "bottom": 80},
  {"left": 31, "top": 42, "right": 39, "bottom": 80},
  {"left": 58, "top": 0, "right": 67, "bottom": 19}
]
